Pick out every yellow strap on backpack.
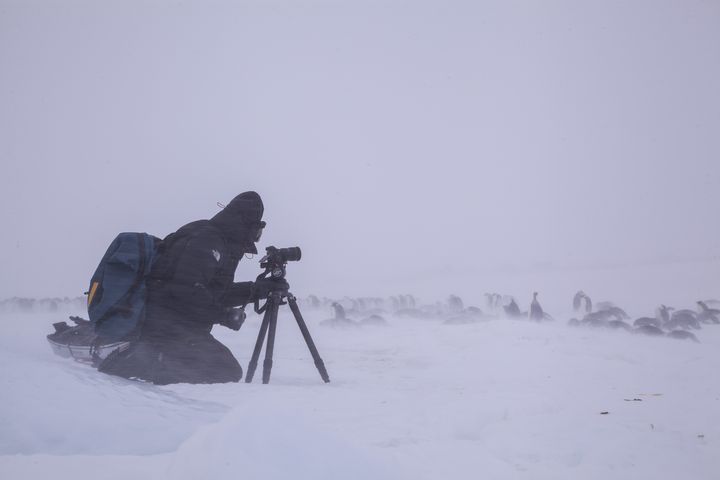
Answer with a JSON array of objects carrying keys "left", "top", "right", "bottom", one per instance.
[{"left": 88, "top": 281, "right": 99, "bottom": 306}]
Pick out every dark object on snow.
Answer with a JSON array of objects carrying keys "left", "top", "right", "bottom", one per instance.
[
  {"left": 595, "top": 302, "right": 629, "bottom": 320},
  {"left": 605, "top": 306, "right": 630, "bottom": 320},
  {"left": 307, "top": 295, "right": 321, "bottom": 309},
  {"left": 485, "top": 293, "right": 502, "bottom": 311},
  {"left": 573, "top": 291, "right": 592, "bottom": 313},
  {"left": 656, "top": 305, "right": 673, "bottom": 325},
  {"left": 666, "top": 330, "right": 700, "bottom": 343},
  {"left": 607, "top": 320, "right": 632, "bottom": 331},
  {"left": 697, "top": 301, "right": 720, "bottom": 324},
  {"left": 581, "top": 311, "right": 612, "bottom": 327},
  {"left": 634, "top": 317, "right": 662, "bottom": 328},
  {"left": 99, "top": 192, "right": 271, "bottom": 385},
  {"left": 667, "top": 310, "right": 701, "bottom": 330},
  {"left": 529, "top": 292, "right": 553, "bottom": 321},
  {"left": 332, "top": 302, "right": 346, "bottom": 320},
  {"left": 529, "top": 292, "right": 543, "bottom": 321},
  {"left": 320, "top": 301, "right": 359, "bottom": 327},
  {"left": 447, "top": 295, "right": 464, "bottom": 313},
  {"left": 633, "top": 325, "right": 665, "bottom": 337},
  {"left": 503, "top": 297, "right": 524, "bottom": 318}
]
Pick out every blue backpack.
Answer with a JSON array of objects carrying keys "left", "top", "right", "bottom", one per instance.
[{"left": 87, "top": 232, "right": 161, "bottom": 341}]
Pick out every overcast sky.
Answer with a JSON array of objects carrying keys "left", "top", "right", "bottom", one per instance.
[{"left": 1, "top": 0, "right": 718, "bottom": 301}]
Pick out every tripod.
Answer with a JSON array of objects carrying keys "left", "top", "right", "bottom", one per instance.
[{"left": 245, "top": 290, "right": 330, "bottom": 384}]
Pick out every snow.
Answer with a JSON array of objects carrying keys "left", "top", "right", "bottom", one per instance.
[{"left": 1, "top": 284, "right": 719, "bottom": 480}]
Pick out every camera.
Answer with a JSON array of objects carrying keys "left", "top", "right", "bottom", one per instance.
[{"left": 259, "top": 246, "right": 302, "bottom": 279}]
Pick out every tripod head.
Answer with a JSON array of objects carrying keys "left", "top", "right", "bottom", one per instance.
[
  {"left": 257, "top": 246, "right": 301, "bottom": 280},
  {"left": 254, "top": 246, "right": 301, "bottom": 314}
]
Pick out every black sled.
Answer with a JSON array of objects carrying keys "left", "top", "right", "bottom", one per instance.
[{"left": 47, "top": 316, "right": 130, "bottom": 365}]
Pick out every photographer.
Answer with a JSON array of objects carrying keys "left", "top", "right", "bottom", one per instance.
[{"left": 99, "top": 191, "right": 288, "bottom": 385}]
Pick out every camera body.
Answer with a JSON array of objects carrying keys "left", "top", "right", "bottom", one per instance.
[{"left": 259, "top": 246, "right": 302, "bottom": 280}]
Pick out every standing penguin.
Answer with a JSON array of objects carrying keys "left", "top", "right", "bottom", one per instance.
[
  {"left": 529, "top": 292, "right": 544, "bottom": 321},
  {"left": 573, "top": 291, "right": 592, "bottom": 313},
  {"left": 332, "top": 302, "right": 347, "bottom": 320},
  {"left": 697, "top": 301, "right": 720, "bottom": 324}
]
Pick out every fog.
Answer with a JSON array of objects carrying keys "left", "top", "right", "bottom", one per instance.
[{"left": 2, "top": 0, "right": 719, "bottom": 304}]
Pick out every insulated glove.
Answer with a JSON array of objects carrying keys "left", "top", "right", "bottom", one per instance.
[
  {"left": 252, "top": 278, "right": 290, "bottom": 301},
  {"left": 219, "top": 307, "right": 246, "bottom": 331}
]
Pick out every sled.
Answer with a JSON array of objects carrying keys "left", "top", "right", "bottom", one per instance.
[{"left": 46, "top": 316, "right": 129, "bottom": 364}]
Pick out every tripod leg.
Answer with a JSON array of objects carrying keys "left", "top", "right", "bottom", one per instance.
[
  {"left": 288, "top": 296, "right": 330, "bottom": 383},
  {"left": 261, "top": 293, "right": 281, "bottom": 384},
  {"left": 245, "top": 303, "right": 273, "bottom": 383}
]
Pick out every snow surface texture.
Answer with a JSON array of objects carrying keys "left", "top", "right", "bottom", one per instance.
[{"left": 1, "top": 288, "right": 719, "bottom": 480}]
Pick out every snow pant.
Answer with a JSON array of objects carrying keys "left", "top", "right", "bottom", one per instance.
[{"left": 98, "top": 332, "right": 243, "bottom": 385}]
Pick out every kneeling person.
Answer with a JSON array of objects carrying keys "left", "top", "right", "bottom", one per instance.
[{"left": 99, "top": 191, "right": 288, "bottom": 385}]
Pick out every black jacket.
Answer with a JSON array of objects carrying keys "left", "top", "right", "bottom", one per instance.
[{"left": 142, "top": 192, "right": 264, "bottom": 338}]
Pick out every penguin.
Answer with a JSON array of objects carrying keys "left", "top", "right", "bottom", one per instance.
[
  {"left": 581, "top": 311, "right": 613, "bottom": 327},
  {"left": 319, "top": 317, "right": 359, "bottom": 328},
  {"left": 405, "top": 295, "right": 417, "bottom": 309},
  {"left": 466, "top": 306, "right": 484, "bottom": 316},
  {"left": 607, "top": 320, "right": 632, "bottom": 331},
  {"left": 503, "top": 297, "right": 524, "bottom": 319},
  {"left": 529, "top": 292, "right": 544, "bottom": 321},
  {"left": 320, "top": 302, "right": 359, "bottom": 328},
  {"left": 633, "top": 325, "right": 665, "bottom": 337},
  {"left": 332, "top": 302, "right": 346, "bottom": 320},
  {"left": 697, "top": 301, "right": 720, "bottom": 324},
  {"left": 389, "top": 296, "right": 400, "bottom": 311},
  {"left": 486, "top": 293, "right": 501, "bottom": 311},
  {"left": 656, "top": 305, "right": 673, "bottom": 325},
  {"left": 398, "top": 295, "right": 408, "bottom": 310},
  {"left": 573, "top": 291, "right": 593, "bottom": 313},
  {"left": 595, "top": 301, "right": 617, "bottom": 312},
  {"left": 447, "top": 295, "right": 464, "bottom": 313},
  {"left": 666, "top": 330, "right": 700, "bottom": 342},
  {"left": 603, "top": 306, "right": 630, "bottom": 320},
  {"left": 633, "top": 317, "right": 662, "bottom": 328},
  {"left": 308, "top": 295, "right": 321, "bottom": 309},
  {"left": 485, "top": 293, "right": 495, "bottom": 310},
  {"left": 667, "top": 310, "right": 701, "bottom": 330}
]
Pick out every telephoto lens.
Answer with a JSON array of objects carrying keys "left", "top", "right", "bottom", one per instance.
[{"left": 278, "top": 247, "right": 301, "bottom": 262}]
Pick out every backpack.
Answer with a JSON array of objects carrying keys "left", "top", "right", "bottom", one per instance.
[{"left": 87, "top": 232, "right": 161, "bottom": 341}]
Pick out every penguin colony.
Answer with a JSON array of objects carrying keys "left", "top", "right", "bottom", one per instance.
[{"left": 302, "top": 292, "right": 719, "bottom": 343}]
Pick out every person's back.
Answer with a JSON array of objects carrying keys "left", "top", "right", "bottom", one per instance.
[{"left": 143, "top": 220, "right": 240, "bottom": 339}]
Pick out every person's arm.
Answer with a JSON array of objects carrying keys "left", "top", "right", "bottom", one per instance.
[
  {"left": 222, "top": 281, "right": 255, "bottom": 307},
  {"left": 221, "top": 278, "right": 291, "bottom": 308}
]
